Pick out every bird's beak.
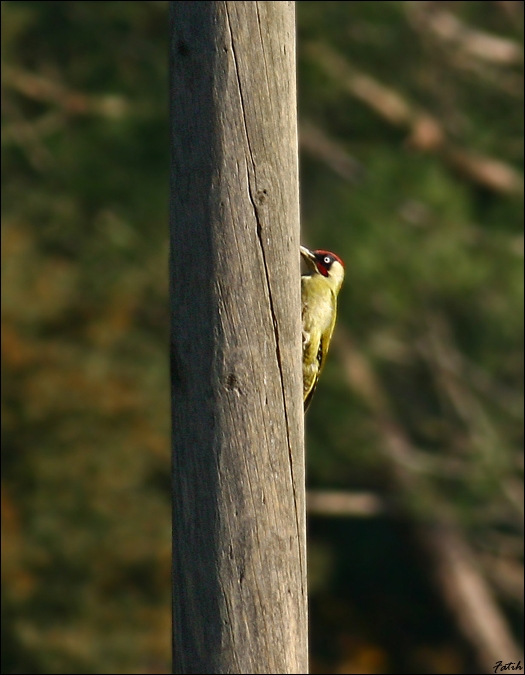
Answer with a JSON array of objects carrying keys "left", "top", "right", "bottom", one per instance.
[{"left": 300, "top": 245, "right": 317, "bottom": 271}]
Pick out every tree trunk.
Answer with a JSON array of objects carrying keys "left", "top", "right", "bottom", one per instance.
[{"left": 169, "top": 2, "right": 306, "bottom": 673}]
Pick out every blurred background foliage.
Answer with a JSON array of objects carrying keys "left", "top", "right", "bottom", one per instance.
[{"left": 1, "top": 1, "right": 523, "bottom": 673}]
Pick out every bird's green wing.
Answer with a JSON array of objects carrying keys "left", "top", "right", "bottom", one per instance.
[
  {"left": 304, "top": 290, "right": 337, "bottom": 411},
  {"left": 304, "top": 339, "right": 324, "bottom": 411}
]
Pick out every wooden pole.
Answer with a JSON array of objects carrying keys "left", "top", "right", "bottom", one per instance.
[{"left": 169, "top": 2, "right": 306, "bottom": 672}]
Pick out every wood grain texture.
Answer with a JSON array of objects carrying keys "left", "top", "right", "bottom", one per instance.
[{"left": 169, "top": 3, "right": 306, "bottom": 672}]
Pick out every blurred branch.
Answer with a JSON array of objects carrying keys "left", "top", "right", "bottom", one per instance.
[
  {"left": 462, "top": 351, "right": 524, "bottom": 421},
  {"left": 1, "top": 63, "right": 128, "bottom": 118},
  {"left": 2, "top": 110, "right": 65, "bottom": 143},
  {"left": 333, "top": 327, "right": 523, "bottom": 670},
  {"left": 299, "top": 119, "right": 364, "bottom": 183},
  {"left": 494, "top": 0, "right": 525, "bottom": 20},
  {"left": 406, "top": 2, "right": 524, "bottom": 65},
  {"left": 1, "top": 95, "right": 60, "bottom": 170},
  {"left": 479, "top": 552, "right": 525, "bottom": 607},
  {"left": 445, "top": 147, "right": 524, "bottom": 196},
  {"left": 422, "top": 524, "right": 523, "bottom": 668},
  {"left": 304, "top": 42, "right": 524, "bottom": 196},
  {"left": 405, "top": 2, "right": 524, "bottom": 96},
  {"left": 307, "top": 490, "right": 385, "bottom": 517},
  {"left": 480, "top": 530, "right": 525, "bottom": 558},
  {"left": 306, "top": 42, "right": 420, "bottom": 126},
  {"left": 2, "top": 63, "right": 128, "bottom": 170},
  {"left": 417, "top": 312, "right": 524, "bottom": 523}
]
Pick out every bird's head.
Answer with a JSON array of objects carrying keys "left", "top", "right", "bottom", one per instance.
[{"left": 300, "top": 245, "right": 345, "bottom": 293}]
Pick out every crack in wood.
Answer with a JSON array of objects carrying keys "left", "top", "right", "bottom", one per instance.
[{"left": 225, "top": 3, "right": 305, "bottom": 597}]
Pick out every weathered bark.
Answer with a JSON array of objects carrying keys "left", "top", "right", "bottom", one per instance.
[{"left": 169, "top": 2, "right": 306, "bottom": 673}]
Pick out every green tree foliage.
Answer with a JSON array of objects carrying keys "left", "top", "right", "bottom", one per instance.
[
  {"left": 2, "top": 2, "right": 171, "bottom": 673},
  {"left": 298, "top": 2, "right": 523, "bottom": 671},
  {"left": 2, "top": 2, "right": 523, "bottom": 673}
]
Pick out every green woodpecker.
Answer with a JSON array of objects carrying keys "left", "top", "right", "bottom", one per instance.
[{"left": 301, "top": 245, "right": 345, "bottom": 410}]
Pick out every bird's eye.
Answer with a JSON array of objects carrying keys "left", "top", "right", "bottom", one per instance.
[{"left": 323, "top": 256, "right": 331, "bottom": 264}]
